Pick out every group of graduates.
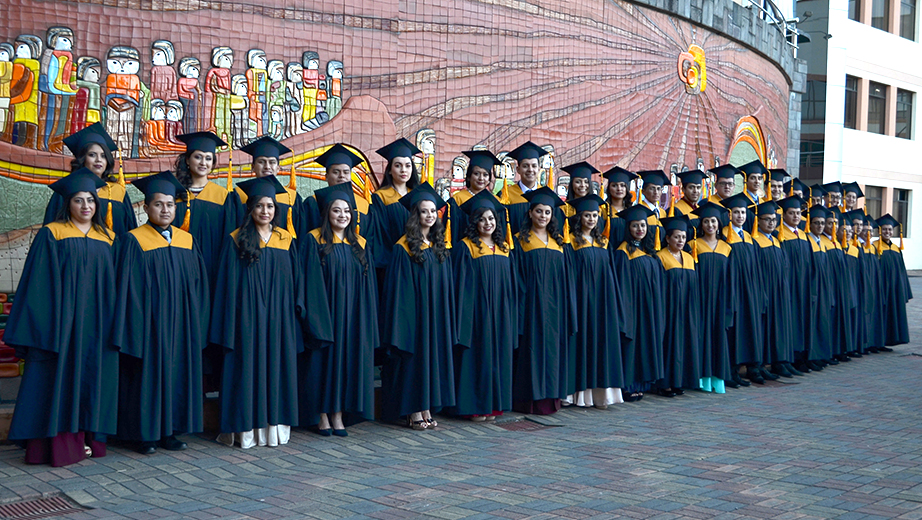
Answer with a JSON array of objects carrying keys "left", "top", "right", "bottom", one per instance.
[{"left": 5, "top": 123, "right": 913, "bottom": 468}]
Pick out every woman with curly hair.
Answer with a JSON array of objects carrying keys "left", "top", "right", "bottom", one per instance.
[
  {"left": 43, "top": 123, "right": 137, "bottom": 236},
  {"left": 450, "top": 190, "right": 516, "bottom": 421},
  {"left": 511, "top": 187, "right": 576, "bottom": 415},
  {"left": 444, "top": 150, "right": 503, "bottom": 244},
  {"left": 210, "top": 176, "right": 333, "bottom": 449},
  {"left": 560, "top": 162, "right": 598, "bottom": 220},
  {"left": 379, "top": 183, "right": 456, "bottom": 430}
]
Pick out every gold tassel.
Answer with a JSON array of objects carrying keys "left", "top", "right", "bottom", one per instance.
[
  {"left": 563, "top": 216, "right": 571, "bottom": 244},
  {"left": 546, "top": 166, "right": 554, "bottom": 189},
  {"left": 654, "top": 224, "right": 661, "bottom": 251},
  {"left": 363, "top": 172, "right": 372, "bottom": 202},
  {"left": 764, "top": 174, "right": 771, "bottom": 201},
  {"left": 900, "top": 230, "right": 904, "bottom": 251},
  {"left": 105, "top": 183, "right": 114, "bottom": 230},
  {"left": 501, "top": 177, "right": 510, "bottom": 204},
  {"left": 692, "top": 228, "right": 698, "bottom": 262},
  {"left": 668, "top": 190, "right": 675, "bottom": 218},
  {"left": 505, "top": 208, "right": 514, "bottom": 250},
  {"left": 287, "top": 206, "right": 297, "bottom": 239},
  {"left": 356, "top": 211, "right": 361, "bottom": 235},
  {"left": 227, "top": 140, "right": 234, "bottom": 192},
  {"left": 117, "top": 147, "right": 126, "bottom": 188},
  {"left": 444, "top": 214, "right": 452, "bottom": 249},
  {"left": 807, "top": 187, "right": 813, "bottom": 208},
  {"left": 181, "top": 190, "right": 192, "bottom": 232},
  {"left": 288, "top": 163, "right": 297, "bottom": 191},
  {"left": 601, "top": 203, "right": 610, "bottom": 240}
]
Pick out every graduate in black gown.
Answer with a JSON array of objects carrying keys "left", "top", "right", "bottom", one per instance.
[
  {"left": 499, "top": 141, "right": 559, "bottom": 236},
  {"left": 706, "top": 165, "right": 739, "bottom": 225},
  {"left": 823, "top": 208, "right": 856, "bottom": 362},
  {"left": 379, "top": 183, "right": 456, "bottom": 429},
  {"left": 636, "top": 170, "right": 670, "bottom": 250},
  {"left": 672, "top": 169, "right": 705, "bottom": 229},
  {"left": 112, "top": 171, "right": 209, "bottom": 454},
  {"left": 305, "top": 143, "right": 372, "bottom": 238},
  {"left": 565, "top": 194, "right": 624, "bottom": 408},
  {"left": 445, "top": 150, "right": 504, "bottom": 244},
  {"left": 299, "top": 183, "right": 378, "bottom": 436},
  {"left": 875, "top": 214, "right": 913, "bottom": 346},
  {"left": 8, "top": 170, "right": 117, "bottom": 467},
  {"left": 601, "top": 166, "right": 637, "bottom": 254},
  {"left": 839, "top": 217, "right": 867, "bottom": 357},
  {"left": 368, "top": 138, "right": 422, "bottom": 272},
  {"left": 44, "top": 123, "right": 137, "bottom": 236},
  {"left": 776, "top": 195, "right": 813, "bottom": 374},
  {"left": 805, "top": 205, "right": 835, "bottom": 368},
  {"left": 719, "top": 193, "right": 766, "bottom": 385},
  {"left": 511, "top": 187, "right": 576, "bottom": 414},
  {"left": 451, "top": 190, "right": 517, "bottom": 420},
  {"left": 236, "top": 136, "right": 306, "bottom": 239},
  {"left": 752, "top": 201, "right": 797, "bottom": 378},
  {"left": 655, "top": 215, "right": 701, "bottom": 395},
  {"left": 561, "top": 162, "right": 599, "bottom": 220},
  {"left": 612, "top": 205, "right": 665, "bottom": 401},
  {"left": 691, "top": 201, "right": 734, "bottom": 392},
  {"left": 211, "top": 176, "right": 332, "bottom": 449},
  {"left": 861, "top": 216, "right": 889, "bottom": 352}
]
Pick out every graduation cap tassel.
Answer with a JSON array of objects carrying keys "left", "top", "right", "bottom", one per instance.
[
  {"left": 444, "top": 213, "right": 452, "bottom": 249},
  {"left": 226, "top": 141, "right": 234, "bottom": 193},
  {"left": 900, "top": 229, "right": 904, "bottom": 251},
  {"left": 668, "top": 189, "right": 675, "bottom": 218},
  {"left": 501, "top": 176, "right": 510, "bottom": 205},
  {"left": 287, "top": 207, "right": 297, "bottom": 239},
  {"left": 105, "top": 183, "right": 114, "bottom": 230},
  {"left": 601, "top": 203, "right": 610, "bottom": 240},
  {"left": 505, "top": 208, "right": 514, "bottom": 250},
  {"left": 116, "top": 147, "right": 126, "bottom": 188},
  {"left": 288, "top": 162, "right": 297, "bottom": 191},
  {"left": 654, "top": 225, "right": 661, "bottom": 251},
  {"left": 180, "top": 190, "right": 192, "bottom": 232},
  {"left": 546, "top": 166, "right": 554, "bottom": 190},
  {"left": 807, "top": 187, "right": 813, "bottom": 209},
  {"left": 563, "top": 216, "right": 571, "bottom": 245},
  {"left": 355, "top": 210, "right": 361, "bottom": 236},
  {"left": 691, "top": 227, "right": 698, "bottom": 262}
]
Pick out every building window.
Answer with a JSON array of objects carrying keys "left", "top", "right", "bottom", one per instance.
[
  {"left": 868, "top": 81, "right": 888, "bottom": 135},
  {"left": 893, "top": 188, "right": 911, "bottom": 236},
  {"left": 902, "top": 0, "right": 917, "bottom": 40},
  {"left": 845, "top": 76, "right": 858, "bottom": 129},
  {"left": 865, "top": 186, "right": 884, "bottom": 218},
  {"left": 849, "top": 0, "right": 861, "bottom": 21},
  {"left": 897, "top": 89, "right": 914, "bottom": 139},
  {"left": 872, "top": 0, "right": 890, "bottom": 30},
  {"left": 803, "top": 79, "right": 827, "bottom": 122},
  {"left": 799, "top": 139, "right": 825, "bottom": 168}
]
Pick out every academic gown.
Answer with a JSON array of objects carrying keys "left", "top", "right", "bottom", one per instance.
[
  {"left": 379, "top": 236, "right": 456, "bottom": 420},
  {"left": 778, "top": 224, "right": 815, "bottom": 359},
  {"left": 691, "top": 239, "right": 733, "bottom": 381},
  {"left": 368, "top": 186, "right": 409, "bottom": 270},
  {"left": 612, "top": 242, "right": 665, "bottom": 387},
  {"left": 445, "top": 189, "right": 507, "bottom": 246},
  {"left": 567, "top": 237, "right": 624, "bottom": 395},
  {"left": 7, "top": 223, "right": 118, "bottom": 458},
  {"left": 112, "top": 224, "right": 209, "bottom": 442},
  {"left": 174, "top": 181, "right": 241, "bottom": 285},
  {"left": 807, "top": 233, "right": 835, "bottom": 360},
  {"left": 724, "top": 226, "right": 764, "bottom": 366},
  {"left": 604, "top": 215, "right": 627, "bottom": 254},
  {"left": 656, "top": 249, "right": 701, "bottom": 389},
  {"left": 237, "top": 184, "right": 306, "bottom": 240},
  {"left": 450, "top": 237, "right": 517, "bottom": 416},
  {"left": 298, "top": 230, "right": 377, "bottom": 425},
  {"left": 860, "top": 242, "right": 886, "bottom": 349},
  {"left": 511, "top": 231, "right": 577, "bottom": 411},
  {"left": 877, "top": 240, "right": 913, "bottom": 346},
  {"left": 43, "top": 181, "right": 137, "bottom": 236},
  {"left": 500, "top": 183, "right": 565, "bottom": 237},
  {"left": 845, "top": 244, "right": 867, "bottom": 353},
  {"left": 753, "top": 232, "right": 794, "bottom": 364},
  {"left": 673, "top": 198, "right": 700, "bottom": 230},
  {"left": 209, "top": 228, "right": 324, "bottom": 433},
  {"left": 822, "top": 236, "right": 855, "bottom": 356}
]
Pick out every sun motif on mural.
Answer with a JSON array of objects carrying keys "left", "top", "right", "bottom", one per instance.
[{"left": 677, "top": 45, "right": 707, "bottom": 95}]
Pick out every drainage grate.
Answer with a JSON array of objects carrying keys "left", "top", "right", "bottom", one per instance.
[
  {"left": 496, "top": 420, "right": 552, "bottom": 432},
  {"left": 0, "top": 496, "right": 87, "bottom": 519}
]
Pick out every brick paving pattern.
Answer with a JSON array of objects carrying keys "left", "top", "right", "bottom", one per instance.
[{"left": 1, "top": 277, "right": 921, "bottom": 519}]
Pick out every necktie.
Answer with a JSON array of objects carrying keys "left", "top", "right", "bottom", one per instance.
[
  {"left": 162, "top": 229, "right": 171, "bottom": 244},
  {"left": 737, "top": 229, "right": 744, "bottom": 240}
]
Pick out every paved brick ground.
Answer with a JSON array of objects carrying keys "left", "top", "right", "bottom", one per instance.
[{"left": 2, "top": 277, "right": 921, "bottom": 520}]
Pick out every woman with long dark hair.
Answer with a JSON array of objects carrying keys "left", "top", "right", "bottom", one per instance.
[
  {"left": 7, "top": 169, "right": 117, "bottom": 466},
  {"left": 612, "top": 204, "right": 664, "bottom": 402},
  {"left": 511, "top": 187, "right": 575, "bottom": 415},
  {"left": 445, "top": 150, "right": 503, "bottom": 244},
  {"left": 43, "top": 123, "right": 137, "bottom": 236},
  {"left": 299, "top": 183, "right": 378, "bottom": 437},
  {"left": 450, "top": 191, "right": 516, "bottom": 421},
  {"left": 368, "top": 138, "right": 422, "bottom": 272},
  {"left": 601, "top": 166, "right": 637, "bottom": 252},
  {"left": 565, "top": 194, "right": 624, "bottom": 409},
  {"left": 210, "top": 176, "right": 333, "bottom": 449},
  {"left": 560, "top": 162, "right": 598, "bottom": 219},
  {"left": 379, "top": 183, "right": 456, "bottom": 430}
]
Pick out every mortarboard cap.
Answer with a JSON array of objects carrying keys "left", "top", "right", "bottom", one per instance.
[
  {"left": 876, "top": 214, "right": 901, "bottom": 228},
  {"left": 784, "top": 177, "right": 809, "bottom": 194},
  {"left": 809, "top": 183, "right": 827, "bottom": 197},
  {"left": 660, "top": 214, "right": 691, "bottom": 233},
  {"left": 755, "top": 200, "right": 781, "bottom": 216},
  {"left": 822, "top": 181, "right": 843, "bottom": 194},
  {"left": 637, "top": 169, "right": 671, "bottom": 186},
  {"left": 807, "top": 205, "right": 831, "bottom": 219},
  {"left": 566, "top": 194, "right": 606, "bottom": 214},
  {"left": 692, "top": 200, "right": 728, "bottom": 220},
  {"left": 132, "top": 171, "right": 186, "bottom": 199},
  {"left": 314, "top": 182, "right": 356, "bottom": 211},
  {"left": 177, "top": 131, "right": 226, "bottom": 155},
  {"left": 506, "top": 141, "right": 549, "bottom": 162},
  {"left": 768, "top": 169, "right": 790, "bottom": 183},
  {"left": 463, "top": 150, "right": 503, "bottom": 172},
  {"left": 826, "top": 206, "right": 842, "bottom": 221},
  {"left": 49, "top": 168, "right": 106, "bottom": 198},
  {"left": 602, "top": 166, "right": 638, "bottom": 185},
  {"left": 719, "top": 192, "right": 754, "bottom": 210},
  {"left": 237, "top": 175, "right": 287, "bottom": 201},
  {"left": 240, "top": 136, "right": 291, "bottom": 160},
  {"left": 777, "top": 195, "right": 806, "bottom": 211},
  {"left": 844, "top": 209, "right": 865, "bottom": 223},
  {"left": 63, "top": 122, "right": 117, "bottom": 155},
  {"left": 843, "top": 182, "right": 864, "bottom": 197},
  {"left": 313, "top": 143, "right": 362, "bottom": 170},
  {"left": 617, "top": 204, "right": 655, "bottom": 223},
  {"left": 376, "top": 138, "right": 421, "bottom": 162},
  {"left": 523, "top": 186, "right": 565, "bottom": 209},
  {"left": 459, "top": 189, "right": 504, "bottom": 217},
  {"left": 398, "top": 182, "right": 446, "bottom": 212},
  {"left": 709, "top": 164, "right": 738, "bottom": 180},
  {"left": 739, "top": 160, "right": 769, "bottom": 176},
  {"left": 865, "top": 215, "right": 879, "bottom": 229},
  {"left": 561, "top": 161, "right": 599, "bottom": 180},
  {"left": 676, "top": 169, "right": 705, "bottom": 186}
]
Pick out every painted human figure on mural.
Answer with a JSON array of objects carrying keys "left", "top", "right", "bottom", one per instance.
[
  {"left": 205, "top": 46, "right": 233, "bottom": 146},
  {"left": 177, "top": 57, "right": 202, "bottom": 135},
  {"left": 266, "top": 60, "right": 285, "bottom": 138},
  {"left": 105, "top": 45, "right": 143, "bottom": 157},
  {"left": 39, "top": 27, "right": 78, "bottom": 152},
  {"left": 71, "top": 56, "right": 102, "bottom": 134},
  {"left": 150, "top": 40, "right": 177, "bottom": 103},
  {"left": 415, "top": 128, "right": 436, "bottom": 184},
  {"left": 301, "top": 51, "right": 322, "bottom": 128},
  {"left": 230, "top": 74, "right": 254, "bottom": 147},
  {"left": 10, "top": 35, "right": 41, "bottom": 149},
  {"left": 245, "top": 49, "right": 268, "bottom": 136},
  {"left": 540, "top": 145, "right": 555, "bottom": 186},
  {"left": 0, "top": 43, "right": 14, "bottom": 137},
  {"left": 449, "top": 155, "right": 467, "bottom": 195},
  {"left": 284, "top": 62, "right": 302, "bottom": 139},
  {"left": 325, "top": 60, "right": 343, "bottom": 118},
  {"left": 142, "top": 98, "right": 184, "bottom": 156}
]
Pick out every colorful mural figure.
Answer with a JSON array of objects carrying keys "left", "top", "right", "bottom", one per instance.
[
  {"left": 284, "top": 62, "right": 303, "bottom": 139},
  {"left": 205, "top": 46, "right": 233, "bottom": 146},
  {"left": 72, "top": 56, "right": 102, "bottom": 133},
  {"left": 245, "top": 49, "right": 267, "bottom": 136},
  {"left": 301, "top": 51, "right": 322, "bottom": 128},
  {"left": 326, "top": 60, "right": 343, "bottom": 118},
  {"left": 267, "top": 59, "right": 286, "bottom": 140},
  {"left": 0, "top": 43, "right": 14, "bottom": 135},
  {"left": 415, "top": 128, "right": 436, "bottom": 184},
  {"left": 177, "top": 57, "right": 201, "bottom": 135},
  {"left": 104, "top": 45, "right": 143, "bottom": 156},
  {"left": 39, "top": 27, "right": 78, "bottom": 153},
  {"left": 149, "top": 40, "right": 177, "bottom": 103},
  {"left": 10, "top": 35, "right": 41, "bottom": 149},
  {"left": 678, "top": 44, "right": 707, "bottom": 95}
]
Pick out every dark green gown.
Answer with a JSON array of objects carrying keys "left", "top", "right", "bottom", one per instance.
[
  {"left": 612, "top": 242, "right": 664, "bottom": 387},
  {"left": 298, "top": 230, "right": 377, "bottom": 425},
  {"left": 656, "top": 249, "right": 701, "bottom": 389},
  {"left": 691, "top": 238, "right": 733, "bottom": 381},
  {"left": 379, "top": 237, "right": 456, "bottom": 421},
  {"left": 7, "top": 223, "right": 118, "bottom": 442},
  {"left": 724, "top": 227, "right": 765, "bottom": 366},
  {"left": 112, "top": 224, "right": 209, "bottom": 442},
  {"left": 877, "top": 240, "right": 913, "bottom": 346},
  {"left": 807, "top": 233, "right": 834, "bottom": 360},
  {"left": 450, "top": 237, "right": 516, "bottom": 415},
  {"left": 43, "top": 182, "right": 137, "bottom": 236},
  {"left": 778, "top": 225, "right": 815, "bottom": 359},
  {"left": 753, "top": 233, "right": 795, "bottom": 364}
]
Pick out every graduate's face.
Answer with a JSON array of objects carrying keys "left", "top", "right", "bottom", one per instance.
[
  {"left": 579, "top": 210, "right": 598, "bottom": 233},
  {"left": 642, "top": 183, "right": 661, "bottom": 205},
  {"left": 783, "top": 207, "right": 801, "bottom": 227},
  {"left": 253, "top": 157, "right": 279, "bottom": 178},
  {"left": 811, "top": 195, "right": 824, "bottom": 207},
  {"left": 731, "top": 207, "right": 747, "bottom": 227},
  {"left": 809, "top": 217, "right": 826, "bottom": 236},
  {"left": 145, "top": 193, "right": 176, "bottom": 228},
  {"left": 826, "top": 192, "right": 842, "bottom": 207},
  {"left": 326, "top": 164, "right": 352, "bottom": 186},
  {"left": 716, "top": 177, "right": 734, "bottom": 198},
  {"left": 880, "top": 224, "right": 894, "bottom": 241},
  {"left": 666, "top": 229, "right": 686, "bottom": 252},
  {"left": 389, "top": 157, "right": 414, "bottom": 185},
  {"left": 844, "top": 192, "right": 858, "bottom": 209},
  {"left": 746, "top": 174, "right": 761, "bottom": 194},
  {"left": 83, "top": 144, "right": 108, "bottom": 177},
  {"left": 852, "top": 219, "right": 864, "bottom": 236},
  {"left": 701, "top": 216, "right": 719, "bottom": 237},
  {"left": 468, "top": 165, "right": 493, "bottom": 192},
  {"left": 417, "top": 200, "right": 438, "bottom": 229},
  {"left": 758, "top": 214, "right": 776, "bottom": 235},
  {"left": 186, "top": 150, "right": 214, "bottom": 178},
  {"left": 608, "top": 181, "right": 627, "bottom": 200},
  {"left": 517, "top": 158, "right": 539, "bottom": 186},
  {"left": 328, "top": 199, "right": 351, "bottom": 233},
  {"left": 251, "top": 196, "right": 276, "bottom": 227},
  {"left": 769, "top": 181, "right": 784, "bottom": 201},
  {"left": 571, "top": 177, "right": 590, "bottom": 198},
  {"left": 824, "top": 218, "right": 837, "bottom": 236},
  {"left": 793, "top": 189, "right": 804, "bottom": 198},
  {"left": 682, "top": 182, "right": 701, "bottom": 203},
  {"left": 842, "top": 224, "right": 853, "bottom": 242},
  {"left": 68, "top": 191, "right": 96, "bottom": 225},
  {"left": 477, "top": 209, "right": 496, "bottom": 237},
  {"left": 629, "top": 220, "right": 647, "bottom": 240},
  {"left": 529, "top": 204, "right": 552, "bottom": 230}
]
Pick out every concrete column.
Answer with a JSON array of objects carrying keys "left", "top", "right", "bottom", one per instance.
[
  {"left": 857, "top": 77, "right": 870, "bottom": 131},
  {"left": 860, "top": 0, "right": 873, "bottom": 25},
  {"left": 883, "top": 186, "right": 895, "bottom": 214},
  {"left": 886, "top": 84, "right": 898, "bottom": 136},
  {"left": 889, "top": 0, "right": 901, "bottom": 35}
]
